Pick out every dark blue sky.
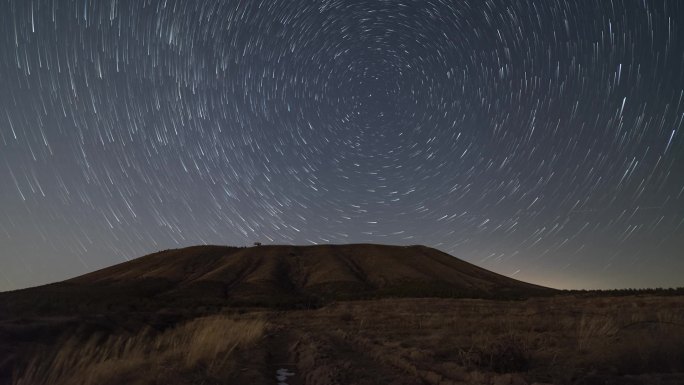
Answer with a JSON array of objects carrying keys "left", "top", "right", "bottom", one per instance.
[{"left": 1, "top": 0, "right": 683, "bottom": 291}]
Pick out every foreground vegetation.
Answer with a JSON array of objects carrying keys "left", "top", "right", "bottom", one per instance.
[
  {"left": 292, "top": 295, "right": 684, "bottom": 384},
  {"left": 11, "top": 316, "right": 267, "bottom": 385},
  {"left": 3, "top": 294, "right": 683, "bottom": 385}
]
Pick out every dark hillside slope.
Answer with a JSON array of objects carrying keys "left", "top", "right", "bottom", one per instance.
[{"left": 0, "top": 244, "right": 554, "bottom": 315}]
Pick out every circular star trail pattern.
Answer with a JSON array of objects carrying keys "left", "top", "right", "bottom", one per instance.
[{"left": 1, "top": 0, "right": 683, "bottom": 290}]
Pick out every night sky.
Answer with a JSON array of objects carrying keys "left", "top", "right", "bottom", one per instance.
[{"left": 1, "top": 0, "right": 683, "bottom": 291}]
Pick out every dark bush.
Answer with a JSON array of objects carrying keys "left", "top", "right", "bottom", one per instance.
[{"left": 476, "top": 334, "right": 530, "bottom": 373}]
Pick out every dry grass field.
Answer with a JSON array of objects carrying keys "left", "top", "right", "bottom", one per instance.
[
  {"left": 5, "top": 295, "right": 683, "bottom": 385},
  {"left": 276, "top": 296, "right": 684, "bottom": 385},
  {"left": 11, "top": 315, "right": 268, "bottom": 385}
]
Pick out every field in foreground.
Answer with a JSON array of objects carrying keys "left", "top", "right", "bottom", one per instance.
[{"left": 3, "top": 295, "right": 684, "bottom": 385}]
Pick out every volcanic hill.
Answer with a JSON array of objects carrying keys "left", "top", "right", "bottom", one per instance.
[
  {"left": 4, "top": 245, "right": 681, "bottom": 385},
  {"left": 1, "top": 244, "right": 553, "bottom": 315}
]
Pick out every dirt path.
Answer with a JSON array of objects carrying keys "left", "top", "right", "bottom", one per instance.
[{"left": 265, "top": 327, "right": 302, "bottom": 385}]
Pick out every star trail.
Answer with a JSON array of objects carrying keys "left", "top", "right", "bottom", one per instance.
[{"left": 1, "top": 0, "right": 683, "bottom": 290}]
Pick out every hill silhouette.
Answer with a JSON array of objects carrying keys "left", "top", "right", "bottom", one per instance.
[{"left": 1, "top": 244, "right": 553, "bottom": 315}]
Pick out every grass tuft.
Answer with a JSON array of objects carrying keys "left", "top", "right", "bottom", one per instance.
[{"left": 13, "top": 316, "right": 266, "bottom": 385}]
